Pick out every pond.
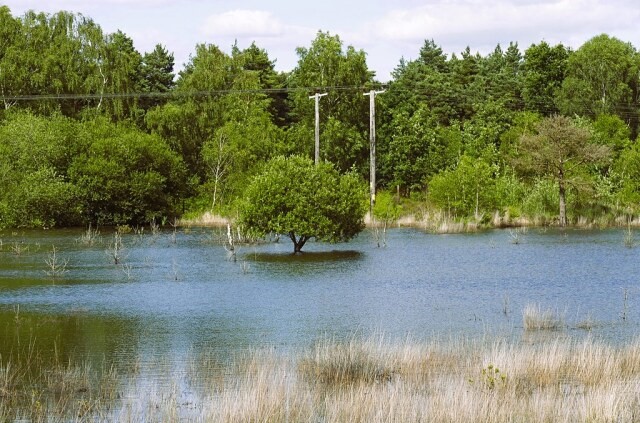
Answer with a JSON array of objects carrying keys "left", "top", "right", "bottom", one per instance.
[{"left": 0, "top": 226, "right": 639, "bottom": 378}]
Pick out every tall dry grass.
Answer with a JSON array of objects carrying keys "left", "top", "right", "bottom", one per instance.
[
  {"left": 5, "top": 335, "right": 640, "bottom": 421},
  {"left": 111, "top": 336, "right": 640, "bottom": 422}
]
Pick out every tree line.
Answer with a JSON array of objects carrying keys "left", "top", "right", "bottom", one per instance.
[{"left": 1, "top": 6, "right": 639, "bottom": 229}]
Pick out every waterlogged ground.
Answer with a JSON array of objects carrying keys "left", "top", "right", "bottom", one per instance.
[{"left": 0, "top": 226, "right": 639, "bottom": 387}]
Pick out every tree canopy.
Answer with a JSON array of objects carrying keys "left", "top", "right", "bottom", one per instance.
[
  {"left": 239, "top": 156, "right": 367, "bottom": 253},
  {"left": 1, "top": 5, "right": 639, "bottom": 230},
  {"left": 514, "top": 115, "right": 610, "bottom": 226}
]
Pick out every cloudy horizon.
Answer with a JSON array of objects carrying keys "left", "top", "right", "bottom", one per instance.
[{"left": 3, "top": 0, "right": 639, "bottom": 81}]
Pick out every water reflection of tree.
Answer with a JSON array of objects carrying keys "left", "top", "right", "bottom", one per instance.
[{"left": 0, "top": 310, "right": 140, "bottom": 372}]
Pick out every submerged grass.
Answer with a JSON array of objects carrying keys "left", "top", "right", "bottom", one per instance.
[
  {"left": 0, "top": 355, "right": 120, "bottom": 422},
  {"left": 523, "top": 303, "right": 565, "bottom": 331},
  {"left": 5, "top": 335, "right": 640, "bottom": 422}
]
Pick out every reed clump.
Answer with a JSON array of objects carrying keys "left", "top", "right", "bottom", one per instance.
[
  {"left": 300, "top": 336, "right": 396, "bottom": 385},
  {"left": 523, "top": 303, "right": 565, "bottom": 331}
]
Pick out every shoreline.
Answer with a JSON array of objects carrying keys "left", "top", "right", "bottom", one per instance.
[{"left": 176, "top": 210, "right": 640, "bottom": 232}]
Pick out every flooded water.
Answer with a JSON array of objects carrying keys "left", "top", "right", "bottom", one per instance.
[{"left": 0, "top": 226, "right": 639, "bottom": 374}]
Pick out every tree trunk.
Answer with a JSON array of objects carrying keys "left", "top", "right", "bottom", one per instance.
[
  {"left": 558, "top": 177, "right": 567, "bottom": 227},
  {"left": 289, "top": 232, "right": 308, "bottom": 254}
]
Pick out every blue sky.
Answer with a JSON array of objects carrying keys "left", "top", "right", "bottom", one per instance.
[{"left": 4, "top": 0, "right": 640, "bottom": 81}]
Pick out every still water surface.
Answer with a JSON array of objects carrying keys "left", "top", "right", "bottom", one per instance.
[{"left": 0, "top": 227, "right": 638, "bottom": 371}]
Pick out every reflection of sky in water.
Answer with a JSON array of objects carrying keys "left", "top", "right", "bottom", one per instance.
[{"left": 0, "top": 227, "right": 639, "bottom": 370}]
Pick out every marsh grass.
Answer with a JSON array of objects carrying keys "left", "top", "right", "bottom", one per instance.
[
  {"left": 0, "top": 346, "right": 121, "bottom": 422},
  {"left": 77, "top": 224, "right": 101, "bottom": 246},
  {"left": 44, "top": 245, "right": 69, "bottom": 279},
  {"left": 575, "top": 313, "right": 599, "bottom": 331},
  {"left": 10, "top": 240, "right": 28, "bottom": 256},
  {"left": 523, "top": 303, "right": 565, "bottom": 331},
  {"left": 418, "top": 210, "right": 476, "bottom": 234},
  {"left": 624, "top": 224, "right": 635, "bottom": 248},
  {"left": 5, "top": 335, "right": 640, "bottom": 421}
]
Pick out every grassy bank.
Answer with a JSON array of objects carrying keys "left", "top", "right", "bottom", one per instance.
[{"left": 3, "top": 335, "right": 640, "bottom": 422}]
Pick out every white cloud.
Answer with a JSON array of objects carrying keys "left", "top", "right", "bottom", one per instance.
[
  {"left": 374, "top": 0, "right": 640, "bottom": 50},
  {"left": 201, "top": 10, "right": 286, "bottom": 38},
  {"left": 5, "top": 0, "right": 640, "bottom": 82}
]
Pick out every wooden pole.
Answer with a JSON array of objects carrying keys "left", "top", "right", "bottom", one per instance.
[
  {"left": 309, "top": 92, "right": 327, "bottom": 165},
  {"left": 364, "top": 90, "right": 385, "bottom": 217}
]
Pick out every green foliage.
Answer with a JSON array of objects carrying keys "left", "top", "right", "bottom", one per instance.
[
  {"left": 498, "top": 111, "right": 541, "bottom": 160},
  {"left": 0, "top": 112, "right": 83, "bottom": 227},
  {"left": 288, "top": 31, "right": 374, "bottom": 174},
  {"left": 590, "top": 114, "right": 631, "bottom": 160},
  {"left": 613, "top": 142, "right": 640, "bottom": 211},
  {"left": 69, "top": 119, "right": 186, "bottom": 225},
  {"left": 240, "top": 156, "right": 367, "bottom": 252},
  {"left": 514, "top": 115, "right": 611, "bottom": 225},
  {"left": 428, "top": 156, "right": 497, "bottom": 217},
  {"left": 522, "top": 41, "right": 569, "bottom": 115},
  {"left": 6, "top": 167, "right": 80, "bottom": 228},
  {"left": 373, "top": 191, "right": 402, "bottom": 224},
  {"left": 521, "top": 179, "right": 560, "bottom": 218},
  {"left": 1, "top": 4, "right": 640, "bottom": 229},
  {"left": 383, "top": 105, "right": 461, "bottom": 194},
  {"left": 468, "top": 364, "right": 508, "bottom": 391},
  {"left": 557, "top": 34, "right": 640, "bottom": 137},
  {"left": 139, "top": 44, "right": 175, "bottom": 110},
  {"left": 200, "top": 113, "right": 286, "bottom": 211}
]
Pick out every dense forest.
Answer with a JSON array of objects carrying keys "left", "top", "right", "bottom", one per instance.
[{"left": 1, "top": 6, "right": 639, "bottom": 229}]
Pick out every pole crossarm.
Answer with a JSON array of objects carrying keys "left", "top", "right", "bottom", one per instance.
[{"left": 309, "top": 93, "right": 328, "bottom": 165}]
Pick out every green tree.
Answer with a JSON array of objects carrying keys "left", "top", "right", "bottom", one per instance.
[
  {"left": 6, "top": 167, "right": 80, "bottom": 228},
  {"left": 146, "top": 43, "right": 230, "bottom": 178},
  {"left": 0, "top": 6, "right": 25, "bottom": 111},
  {"left": 232, "top": 42, "right": 288, "bottom": 126},
  {"left": 449, "top": 47, "right": 482, "bottom": 121},
  {"left": 69, "top": 118, "right": 186, "bottom": 225},
  {"left": 522, "top": 41, "right": 569, "bottom": 115},
  {"left": 200, "top": 111, "right": 286, "bottom": 212},
  {"left": 240, "top": 156, "right": 367, "bottom": 253},
  {"left": 288, "top": 31, "right": 374, "bottom": 173},
  {"left": 590, "top": 114, "right": 631, "bottom": 161},
  {"left": 384, "top": 40, "right": 458, "bottom": 125},
  {"left": 613, "top": 142, "right": 640, "bottom": 211},
  {"left": 514, "top": 115, "right": 610, "bottom": 226},
  {"left": 383, "top": 105, "right": 460, "bottom": 194},
  {"left": 0, "top": 10, "right": 94, "bottom": 116},
  {"left": 0, "top": 111, "right": 83, "bottom": 227},
  {"left": 557, "top": 34, "right": 639, "bottom": 137},
  {"left": 148, "top": 41, "right": 280, "bottom": 183},
  {"left": 476, "top": 42, "right": 523, "bottom": 111},
  {"left": 140, "top": 44, "right": 175, "bottom": 110},
  {"left": 428, "top": 155, "right": 496, "bottom": 217},
  {"left": 101, "top": 30, "right": 143, "bottom": 121}
]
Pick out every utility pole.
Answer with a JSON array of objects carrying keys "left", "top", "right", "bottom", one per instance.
[
  {"left": 364, "top": 89, "right": 385, "bottom": 217},
  {"left": 309, "top": 92, "right": 328, "bottom": 165}
]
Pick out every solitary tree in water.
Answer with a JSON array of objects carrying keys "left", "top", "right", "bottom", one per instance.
[
  {"left": 515, "top": 115, "right": 610, "bottom": 226},
  {"left": 240, "top": 156, "right": 367, "bottom": 253}
]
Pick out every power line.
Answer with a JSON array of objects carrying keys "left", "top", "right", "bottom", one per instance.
[
  {"left": 3, "top": 82, "right": 639, "bottom": 122},
  {"left": 0, "top": 85, "right": 389, "bottom": 102}
]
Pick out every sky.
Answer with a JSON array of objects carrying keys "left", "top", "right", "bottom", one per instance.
[{"left": 4, "top": 0, "right": 640, "bottom": 82}]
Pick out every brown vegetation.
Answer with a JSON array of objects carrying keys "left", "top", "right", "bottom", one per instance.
[{"left": 4, "top": 335, "right": 640, "bottom": 421}]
